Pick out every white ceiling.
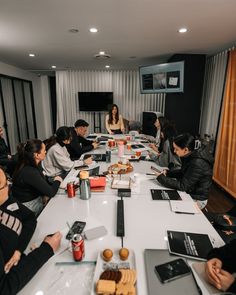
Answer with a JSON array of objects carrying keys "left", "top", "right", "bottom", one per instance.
[{"left": 0, "top": 0, "right": 236, "bottom": 72}]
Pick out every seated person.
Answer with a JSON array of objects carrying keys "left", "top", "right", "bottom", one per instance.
[
  {"left": 149, "top": 124, "right": 181, "bottom": 169},
  {"left": 66, "top": 119, "right": 98, "bottom": 160},
  {"left": 105, "top": 104, "right": 125, "bottom": 134},
  {"left": 206, "top": 239, "right": 236, "bottom": 293},
  {"left": 12, "top": 139, "right": 62, "bottom": 216},
  {"left": 0, "top": 167, "right": 62, "bottom": 295},
  {"left": 43, "top": 126, "right": 92, "bottom": 178},
  {"left": 149, "top": 116, "right": 169, "bottom": 153},
  {"left": 0, "top": 127, "right": 11, "bottom": 166},
  {"left": 128, "top": 121, "right": 142, "bottom": 133},
  {"left": 153, "top": 133, "right": 214, "bottom": 209}
]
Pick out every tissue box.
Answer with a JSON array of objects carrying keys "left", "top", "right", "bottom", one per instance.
[{"left": 89, "top": 176, "right": 106, "bottom": 188}]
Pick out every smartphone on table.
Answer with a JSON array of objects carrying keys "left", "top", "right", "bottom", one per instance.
[
  {"left": 66, "top": 221, "right": 86, "bottom": 240},
  {"left": 155, "top": 258, "right": 191, "bottom": 283},
  {"left": 150, "top": 166, "right": 162, "bottom": 173}
]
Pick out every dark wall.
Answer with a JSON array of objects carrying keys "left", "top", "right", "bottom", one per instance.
[
  {"left": 49, "top": 76, "right": 57, "bottom": 133},
  {"left": 165, "top": 54, "right": 206, "bottom": 136}
]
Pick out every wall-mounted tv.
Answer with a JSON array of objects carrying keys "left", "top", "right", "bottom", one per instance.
[
  {"left": 139, "top": 61, "right": 184, "bottom": 94},
  {"left": 78, "top": 92, "right": 113, "bottom": 111}
]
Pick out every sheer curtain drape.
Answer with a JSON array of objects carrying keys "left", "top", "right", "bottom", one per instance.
[
  {"left": 199, "top": 51, "right": 228, "bottom": 139},
  {"left": 56, "top": 70, "right": 165, "bottom": 132}
]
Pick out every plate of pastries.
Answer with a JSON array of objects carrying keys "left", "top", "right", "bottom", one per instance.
[
  {"left": 108, "top": 163, "right": 133, "bottom": 174},
  {"left": 92, "top": 247, "right": 137, "bottom": 295}
]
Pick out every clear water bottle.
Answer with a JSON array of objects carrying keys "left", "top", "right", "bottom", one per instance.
[
  {"left": 79, "top": 171, "right": 91, "bottom": 200},
  {"left": 106, "top": 149, "right": 111, "bottom": 163}
]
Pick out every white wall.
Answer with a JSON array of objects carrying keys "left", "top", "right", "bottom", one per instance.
[{"left": 0, "top": 61, "right": 52, "bottom": 139}]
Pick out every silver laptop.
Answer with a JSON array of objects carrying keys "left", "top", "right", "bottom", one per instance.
[{"left": 144, "top": 249, "right": 200, "bottom": 295}]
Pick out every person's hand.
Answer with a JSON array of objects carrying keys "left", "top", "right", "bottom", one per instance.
[
  {"left": 149, "top": 143, "right": 158, "bottom": 152},
  {"left": 217, "top": 269, "right": 235, "bottom": 291},
  {"left": 44, "top": 232, "right": 62, "bottom": 253},
  {"left": 92, "top": 142, "right": 99, "bottom": 149},
  {"left": 153, "top": 170, "right": 165, "bottom": 177},
  {"left": 205, "top": 258, "right": 222, "bottom": 288},
  {"left": 7, "top": 154, "right": 12, "bottom": 160},
  {"left": 54, "top": 176, "right": 63, "bottom": 183},
  {"left": 42, "top": 196, "right": 50, "bottom": 206},
  {"left": 84, "top": 156, "right": 92, "bottom": 165},
  {"left": 4, "top": 250, "right": 21, "bottom": 273},
  {"left": 121, "top": 128, "right": 125, "bottom": 134}
]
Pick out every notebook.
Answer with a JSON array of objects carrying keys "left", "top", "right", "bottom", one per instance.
[
  {"left": 167, "top": 230, "right": 214, "bottom": 261},
  {"left": 151, "top": 189, "right": 181, "bottom": 200},
  {"left": 86, "top": 154, "right": 106, "bottom": 162},
  {"left": 144, "top": 249, "right": 201, "bottom": 295},
  {"left": 170, "top": 201, "right": 200, "bottom": 214}
]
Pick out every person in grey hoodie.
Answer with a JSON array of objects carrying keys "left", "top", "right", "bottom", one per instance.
[
  {"left": 43, "top": 126, "right": 92, "bottom": 177},
  {"left": 154, "top": 133, "right": 214, "bottom": 209}
]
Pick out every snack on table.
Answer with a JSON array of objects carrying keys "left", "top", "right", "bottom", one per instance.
[
  {"left": 119, "top": 248, "right": 129, "bottom": 261},
  {"left": 100, "top": 270, "right": 122, "bottom": 283},
  {"left": 102, "top": 249, "right": 113, "bottom": 262},
  {"left": 116, "top": 282, "right": 136, "bottom": 295},
  {"left": 96, "top": 279, "right": 116, "bottom": 294}
]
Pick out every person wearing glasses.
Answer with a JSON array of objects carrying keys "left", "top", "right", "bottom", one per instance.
[{"left": 0, "top": 167, "right": 62, "bottom": 295}]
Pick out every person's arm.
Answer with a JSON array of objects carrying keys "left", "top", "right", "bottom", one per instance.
[
  {"left": 105, "top": 115, "right": 112, "bottom": 134},
  {"left": 0, "top": 242, "right": 54, "bottom": 295},
  {"left": 53, "top": 147, "right": 75, "bottom": 172},
  {"left": 25, "top": 168, "right": 60, "bottom": 198},
  {"left": 16, "top": 202, "right": 37, "bottom": 253},
  {"left": 157, "top": 159, "right": 204, "bottom": 192},
  {"left": 119, "top": 115, "right": 125, "bottom": 133}
]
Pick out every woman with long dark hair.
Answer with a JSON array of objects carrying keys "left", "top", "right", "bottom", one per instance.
[
  {"left": 43, "top": 126, "right": 92, "bottom": 177},
  {"left": 12, "top": 139, "right": 62, "bottom": 215},
  {"left": 154, "top": 133, "right": 213, "bottom": 209},
  {"left": 149, "top": 123, "right": 181, "bottom": 169},
  {"left": 105, "top": 104, "right": 125, "bottom": 134}
]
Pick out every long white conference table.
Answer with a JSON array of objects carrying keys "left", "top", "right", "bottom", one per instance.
[{"left": 19, "top": 136, "right": 224, "bottom": 295}]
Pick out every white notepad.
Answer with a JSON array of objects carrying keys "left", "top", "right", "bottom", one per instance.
[{"left": 170, "top": 201, "right": 200, "bottom": 214}]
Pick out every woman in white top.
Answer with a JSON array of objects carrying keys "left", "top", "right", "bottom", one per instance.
[
  {"left": 43, "top": 126, "right": 92, "bottom": 177},
  {"left": 105, "top": 104, "right": 125, "bottom": 134}
]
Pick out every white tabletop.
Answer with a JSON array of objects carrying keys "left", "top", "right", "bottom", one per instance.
[{"left": 19, "top": 139, "right": 224, "bottom": 295}]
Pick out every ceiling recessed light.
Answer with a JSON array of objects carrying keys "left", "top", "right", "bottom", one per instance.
[
  {"left": 178, "top": 27, "right": 188, "bottom": 33},
  {"left": 105, "top": 65, "right": 110, "bottom": 68},
  {"left": 51, "top": 65, "right": 56, "bottom": 69},
  {"left": 99, "top": 51, "right": 105, "bottom": 55},
  {"left": 89, "top": 27, "right": 98, "bottom": 33},
  {"left": 29, "top": 53, "right": 35, "bottom": 57},
  {"left": 68, "top": 28, "right": 79, "bottom": 33}
]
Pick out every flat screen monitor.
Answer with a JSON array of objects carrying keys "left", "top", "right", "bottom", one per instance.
[
  {"left": 139, "top": 61, "right": 184, "bottom": 94},
  {"left": 78, "top": 92, "right": 113, "bottom": 111}
]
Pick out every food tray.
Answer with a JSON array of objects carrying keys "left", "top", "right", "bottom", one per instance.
[{"left": 91, "top": 248, "right": 137, "bottom": 295}]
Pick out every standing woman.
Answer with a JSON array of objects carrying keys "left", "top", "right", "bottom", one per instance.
[
  {"left": 154, "top": 133, "right": 213, "bottom": 209},
  {"left": 12, "top": 139, "right": 62, "bottom": 216},
  {"left": 43, "top": 126, "right": 92, "bottom": 178},
  {"left": 105, "top": 104, "right": 125, "bottom": 134}
]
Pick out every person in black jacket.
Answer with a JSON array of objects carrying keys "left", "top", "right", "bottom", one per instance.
[
  {"left": 0, "top": 167, "right": 62, "bottom": 295},
  {"left": 66, "top": 119, "right": 99, "bottom": 160},
  {"left": 206, "top": 239, "right": 236, "bottom": 293},
  {"left": 154, "top": 133, "right": 214, "bottom": 209},
  {"left": 12, "top": 139, "right": 62, "bottom": 215}
]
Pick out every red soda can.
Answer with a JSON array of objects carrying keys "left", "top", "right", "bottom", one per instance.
[
  {"left": 72, "top": 234, "right": 85, "bottom": 261},
  {"left": 67, "top": 182, "right": 75, "bottom": 198}
]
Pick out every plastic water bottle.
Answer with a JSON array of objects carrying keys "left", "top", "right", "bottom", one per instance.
[
  {"left": 118, "top": 141, "right": 124, "bottom": 157},
  {"left": 79, "top": 171, "right": 91, "bottom": 200}
]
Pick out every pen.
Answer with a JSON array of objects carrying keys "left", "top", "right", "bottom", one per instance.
[
  {"left": 175, "top": 211, "right": 195, "bottom": 215},
  {"left": 146, "top": 173, "right": 156, "bottom": 176},
  {"left": 55, "top": 261, "right": 96, "bottom": 266}
]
